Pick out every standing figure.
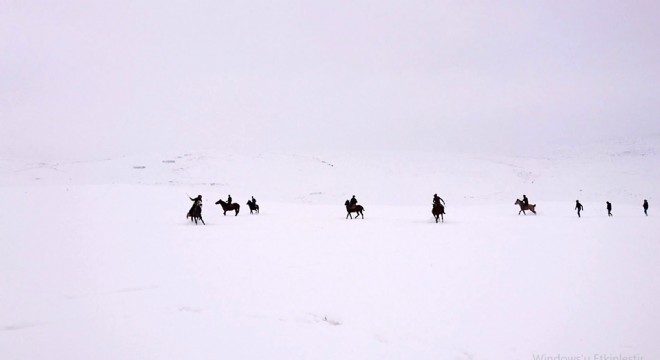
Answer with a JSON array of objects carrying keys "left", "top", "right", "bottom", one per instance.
[
  {"left": 643, "top": 199, "right": 649, "bottom": 216},
  {"left": 575, "top": 200, "right": 584, "bottom": 218},
  {"left": 606, "top": 201, "right": 612, "bottom": 217},
  {"left": 227, "top": 194, "right": 233, "bottom": 205}
]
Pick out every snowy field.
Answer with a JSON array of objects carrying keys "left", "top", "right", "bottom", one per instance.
[{"left": 1, "top": 141, "right": 659, "bottom": 359}]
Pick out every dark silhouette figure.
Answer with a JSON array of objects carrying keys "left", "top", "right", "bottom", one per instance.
[
  {"left": 515, "top": 199, "right": 537, "bottom": 215},
  {"left": 227, "top": 194, "right": 233, "bottom": 205},
  {"left": 643, "top": 200, "right": 649, "bottom": 216},
  {"left": 606, "top": 201, "right": 612, "bottom": 217},
  {"left": 247, "top": 199, "right": 260, "bottom": 214},
  {"left": 251, "top": 196, "right": 257, "bottom": 205},
  {"left": 433, "top": 194, "right": 445, "bottom": 207},
  {"left": 432, "top": 202, "right": 445, "bottom": 223},
  {"left": 522, "top": 195, "right": 529, "bottom": 207},
  {"left": 187, "top": 195, "right": 205, "bottom": 225},
  {"left": 345, "top": 200, "right": 364, "bottom": 219},
  {"left": 216, "top": 198, "right": 240, "bottom": 216},
  {"left": 349, "top": 195, "right": 358, "bottom": 209},
  {"left": 575, "top": 200, "right": 584, "bottom": 217}
]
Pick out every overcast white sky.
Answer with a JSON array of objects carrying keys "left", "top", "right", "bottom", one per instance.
[{"left": 1, "top": 0, "right": 659, "bottom": 159}]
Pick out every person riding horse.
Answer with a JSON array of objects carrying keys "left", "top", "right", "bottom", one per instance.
[
  {"left": 187, "top": 194, "right": 205, "bottom": 224},
  {"left": 227, "top": 194, "right": 232, "bottom": 205},
  {"left": 251, "top": 196, "right": 257, "bottom": 206},
  {"left": 188, "top": 195, "right": 202, "bottom": 214},
  {"left": 433, "top": 194, "right": 445, "bottom": 207},
  {"left": 522, "top": 194, "right": 529, "bottom": 207},
  {"left": 349, "top": 195, "right": 358, "bottom": 210}
]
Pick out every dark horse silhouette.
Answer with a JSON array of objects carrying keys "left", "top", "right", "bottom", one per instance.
[
  {"left": 247, "top": 200, "right": 259, "bottom": 214},
  {"left": 187, "top": 204, "right": 205, "bottom": 225},
  {"left": 215, "top": 199, "right": 240, "bottom": 216},
  {"left": 515, "top": 199, "right": 537, "bottom": 215},
  {"left": 345, "top": 200, "right": 364, "bottom": 219},
  {"left": 432, "top": 203, "right": 445, "bottom": 223}
]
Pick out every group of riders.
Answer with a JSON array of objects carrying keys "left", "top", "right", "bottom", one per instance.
[
  {"left": 190, "top": 193, "right": 448, "bottom": 215},
  {"left": 187, "top": 194, "right": 257, "bottom": 217},
  {"left": 347, "top": 194, "right": 447, "bottom": 210},
  {"left": 188, "top": 192, "right": 649, "bottom": 220}
]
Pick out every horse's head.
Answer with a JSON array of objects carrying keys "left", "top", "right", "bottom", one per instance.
[
  {"left": 515, "top": 199, "right": 521, "bottom": 205},
  {"left": 215, "top": 199, "right": 224, "bottom": 205},
  {"left": 344, "top": 200, "right": 350, "bottom": 206}
]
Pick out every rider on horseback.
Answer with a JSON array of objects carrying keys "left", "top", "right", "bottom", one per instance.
[
  {"left": 349, "top": 195, "right": 358, "bottom": 210},
  {"left": 251, "top": 196, "right": 257, "bottom": 206},
  {"left": 227, "top": 194, "right": 232, "bottom": 205},
  {"left": 433, "top": 194, "right": 445, "bottom": 207},
  {"left": 190, "top": 194, "right": 202, "bottom": 206},
  {"left": 522, "top": 194, "right": 529, "bottom": 207},
  {"left": 188, "top": 195, "right": 202, "bottom": 216}
]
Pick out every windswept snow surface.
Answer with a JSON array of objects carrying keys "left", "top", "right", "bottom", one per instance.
[{"left": 1, "top": 143, "right": 659, "bottom": 359}]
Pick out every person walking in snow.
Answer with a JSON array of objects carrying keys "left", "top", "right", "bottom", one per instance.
[
  {"left": 606, "top": 201, "right": 612, "bottom": 217},
  {"left": 643, "top": 199, "right": 649, "bottom": 216},
  {"left": 575, "top": 200, "right": 584, "bottom": 218}
]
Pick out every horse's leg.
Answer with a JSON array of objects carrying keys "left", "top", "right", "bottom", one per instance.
[{"left": 200, "top": 216, "right": 205, "bottom": 225}]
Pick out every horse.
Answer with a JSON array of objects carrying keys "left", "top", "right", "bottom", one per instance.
[
  {"left": 432, "top": 203, "right": 445, "bottom": 223},
  {"left": 515, "top": 199, "right": 537, "bottom": 215},
  {"left": 247, "top": 200, "right": 259, "bottom": 214},
  {"left": 344, "top": 200, "right": 364, "bottom": 219},
  {"left": 186, "top": 204, "right": 205, "bottom": 225},
  {"left": 215, "top": 199, "right": 240, "bottom": 216}
]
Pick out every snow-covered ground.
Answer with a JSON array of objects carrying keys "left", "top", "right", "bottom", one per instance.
[{"left": 1, "top": 139, "right": 658, "bottom": 359}]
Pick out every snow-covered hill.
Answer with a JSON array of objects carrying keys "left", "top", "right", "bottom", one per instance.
[{"left": 1, "top": 139, "right": 658, "bottom": 359}]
